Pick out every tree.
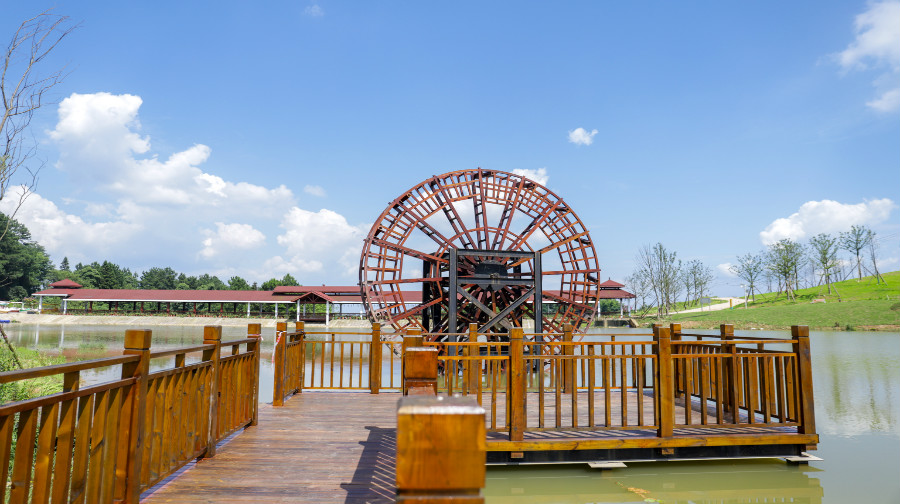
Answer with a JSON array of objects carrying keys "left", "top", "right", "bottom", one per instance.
[
  {"left": 766, "top": 239, "right": 805, "bottom": 301},
  {"left": 260, "top": 278, "right": 282, "bottom": 291},
  {"left": 59, "top": 256, "right": 69, "bottom": 271},
  {"left": 140, "top": 267, "right": 178, "bottom": 290},
  {"left": 0, "top": 212, "right": 52, "bottom": 299},
  {"left": 867, "top": 231, "right": 886, "bottom": 284},
  {"left": 635, "top": 243, "right": 682, "bottom": 317},
  {"left": 228, "top": 276, "right": 251, "bottom": 290},
  {"left": 625, "top": 270, "right": 653, "bottom": 317},
  {"left": 281, "top": 273, "right": 298, "bottom": 286},
  {"left": 840, "top": 225, "right": 873, "bottom": 281},
  {"left": 808, "top": 233, "right": 839, "bottom": 294},
  {"left": 1, "top": 10, "right": 77, "bottom": 240},
  {"left": 731, "top": 252, "right": 764, "bottom": 301}
]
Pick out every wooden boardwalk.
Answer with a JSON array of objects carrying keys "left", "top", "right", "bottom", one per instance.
[{"left": 141, "top": 392, "right": 399, "bottom": 503}]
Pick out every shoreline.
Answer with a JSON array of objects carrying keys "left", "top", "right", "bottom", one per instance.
[{"left": 1, "top": 312, "right": 373, "bottom": 329}]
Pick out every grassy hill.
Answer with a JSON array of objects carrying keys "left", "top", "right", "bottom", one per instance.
[{"left": 660, "top": 271, "right": 900, "bottom": 331}]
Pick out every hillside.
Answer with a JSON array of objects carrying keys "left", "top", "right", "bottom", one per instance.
[{"left": 661, "top": 271, "right": 900, "bottom": 331}]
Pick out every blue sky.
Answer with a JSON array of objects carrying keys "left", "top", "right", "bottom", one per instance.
[{"left": 1, "top": 1, "right": 898, "bottom": 295}]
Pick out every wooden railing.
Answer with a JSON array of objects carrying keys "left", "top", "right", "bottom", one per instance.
[
  {"left": 272, "top": 323, "right": 409, "bottom": 401},
  {"left": 0, "top": 324, "right": 261, "bottom": 503}
]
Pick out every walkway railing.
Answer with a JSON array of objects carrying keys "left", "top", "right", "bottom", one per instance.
[{"left": 0, "top": 324, "right": 261, "bottom": 503}]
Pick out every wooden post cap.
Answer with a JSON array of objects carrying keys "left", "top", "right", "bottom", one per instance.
[
  {"left": 396, "top": 395, "right": 486, "bottom": 492},
  {"left": 248, "top": 323, "right": 261, "bottom": 335},
  {"left": 203, "top": 325, "right": 222, "bottom": 341},
  {"left": 124, "top": 329, "right": 152, "bottom": 350},
  {"left": 404, "top": 347, "right": 438, "bottom": 379}
]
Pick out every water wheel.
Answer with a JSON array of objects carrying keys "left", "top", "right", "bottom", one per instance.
[{"left": 359, "top": 168, "right": 600, "bottom": 340}]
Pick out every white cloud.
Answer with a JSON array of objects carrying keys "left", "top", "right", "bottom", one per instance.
[
  {"left": 50, "top": 92, "right": 293, "bottom": 210},
  {"left": 866, "top": 87, "right": 900, "bottom": 112},
  {"left": 273, "top": 207, "right": 369, "bottom": 276},
  {"left": 717, "top": 263, "right": 736, "bottom": 276},
  {"left": 835, "top": 1, "right": 900, "bottom": 112},
  {"left": 304, "top": 185, "right": 326, "bottom": 197},
  {"left": 512, "top": 168, "right": 549, "bottom": 186},
  {"left": 304, "top": 4, "right": 324, "bottom": 17},
  {"left": 837, "top": 1, "right": 900, "bottom": 71},
  {"left": 759, "top": 198, "right": 896, "bottom": 245},
  {"left": 568, "top": 127, "right": 598, "bottom": 146},
  {"left": 0, "top": 190, "right": 141, "bottom": 258},
  {"left": 8, "top": 91, "right": 372, "bottom": 284},
  {"left": 200, "top": 222, "right": 266, "bottom": 259}
]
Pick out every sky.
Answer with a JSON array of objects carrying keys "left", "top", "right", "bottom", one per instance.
[{"left": 1, "top": 1, "right": 898, "bottom": 296}]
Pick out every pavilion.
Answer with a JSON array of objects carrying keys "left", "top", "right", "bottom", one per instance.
[{"left": 596, "top": 279, "right": 636, "bottom": 316}]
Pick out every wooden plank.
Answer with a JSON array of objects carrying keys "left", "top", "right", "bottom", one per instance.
[
  {"left": 32, "top": 402, "right": 60, "bottom": 503},
  {"left": 86, "top": 389, "right": 109, "bottom": 504},
  {"left": 69, "top": 394, "right": 94, "bottom": 504},
  {"left": 10, "top": 408, "right": 38, "bottom": 502},
  {"left": 0, "top": 414, "right": 13, "bottom": 503},
  {"left": 487, "top": 433, "right": 820, "bottom": 452}
]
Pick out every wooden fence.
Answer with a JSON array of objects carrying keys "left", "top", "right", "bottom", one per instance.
[{"left": 0, "top": 324, "right": 261, "bottom": 503}]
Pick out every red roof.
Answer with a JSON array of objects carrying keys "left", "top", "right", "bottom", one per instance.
[
  {"left": 597, "top": 289, "right": 635, "bottom": 299},
  {"left": 32, "top": 288, "right": 296, "bottom": 303},
  {"left": 598, "top": 279, "right": 625, "bottom": 289},
  {"left": 50, "top": 279, "right": 82, "bottom": 289},
  {"left": 274, "top": 285, "right": 361, "bottom": 295}
]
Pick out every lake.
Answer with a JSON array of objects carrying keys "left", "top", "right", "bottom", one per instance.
[{"left": 3, "top": 323, "right": 898, "bottom": 503}]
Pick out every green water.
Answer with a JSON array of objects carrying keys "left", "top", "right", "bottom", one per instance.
[{"left": 2, "top": 324, "right": 898, "bottom": 503}]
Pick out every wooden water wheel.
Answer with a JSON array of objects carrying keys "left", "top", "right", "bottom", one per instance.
[{"left": 359, "top": 168, "right": 600, "bottom": 340}]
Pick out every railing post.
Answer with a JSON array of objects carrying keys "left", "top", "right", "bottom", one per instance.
[
  {"left": 466, "top": 323, "right": 479, "bottom": 394},
  {"left": 655, "top": 326, "right": 674, "bottom": 439},
  {"left": 120, "top": 329, "right": 151, "bottom": 504},
  {"left": 273, "top": 322, "right": 287, "bottom": 406},
  {"left": 396, "top": 395, "right": 486, "bottom": 503},
  {"left": 792, "top": 325, "right": 818, "bottom": 446},
  {"left": 670, "top": 323, "right": 683, "bottom": 398},
  {"left": 403, "top": 347, "right": 439, "bottom": 395},
  {"left": 402, "top": 330, "right": 424, "bottom": 394},
  {"left": 508, "top": 328, "right": 526, "bottom": 443},
  {"left": 202, "top": 325, "right": 222, "bottom": 458},
  {"left": 721, "top": 324, "right": 739, "bottom": 420},
  {"left": 562, "top": 324, "right": 574, "bottom": 394},
  {"left": 247, "top": 323, "right": 262, "bottom": 426},
  {"left": 296, "top": 321, "right": 306, "bottom": 392},
  {"left": 293, "top": 321, "right": 304, "bottom": 394},
  {"left": 370, "top": 323, "right": 382, "bottom": 394}
]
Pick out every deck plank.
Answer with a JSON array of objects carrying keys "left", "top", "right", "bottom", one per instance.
[{"left": 141, "top": 392, "right": 398, "bottom": 503}]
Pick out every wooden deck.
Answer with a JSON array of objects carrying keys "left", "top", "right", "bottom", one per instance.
[
  {"left": 141, "top": 392, "right": 399, "bottom": 503},
  {"left": 139, "top": 388, "right": 804, "bottom": 503}
]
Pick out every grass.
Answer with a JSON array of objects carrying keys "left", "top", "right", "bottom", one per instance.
[{"left": 652, "top": 271, "right": 900, "bottom": 331}]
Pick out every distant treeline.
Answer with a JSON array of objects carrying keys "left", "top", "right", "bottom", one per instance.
[{"left": 0, "top": 212, "right": 298, "bottom": 301}]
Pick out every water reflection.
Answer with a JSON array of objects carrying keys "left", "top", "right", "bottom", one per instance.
[{"left": 487, "top": 460, "right": 823, "bottom": 503}]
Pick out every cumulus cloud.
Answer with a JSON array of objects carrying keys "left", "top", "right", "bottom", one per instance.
[
  {"left": 274, "top": 207, "right": 369, "bottom": 276},
  {"left": 304, "top": 4, "right": 324, "bottom": 17},
  {"left": 304, "top": 185, "right": 326, "bottom": 197},
  {"left": 835, "top": 1, "right": 900, "bottom": 112},
  {"left": 568, "top": 127, "right": 598, "bottom": 146},
  {"left": 0, "top": 190, "right": 141, "bottom": 259},
  {"left": 200, "top": 222, "right": 266, "bottom": 259},
  {"left": 8, "top": 91, "right": 368, "bottom": 283},
  {"left": 512, "top": 168, "right": 549, "bottom": 186},
  {"left": 759, "top": 198, "right": 896, "bottom": 245},
  {"left": 717, "top": 263, "right": 736, "bottom": 276}
]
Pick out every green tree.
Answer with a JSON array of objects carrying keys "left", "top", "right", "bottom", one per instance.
[
  {"left": 0, "top": 212, "right": 52, "bottom": 299},
  {"left": 59, "top": 257, "right": 69, "bottom": 271},
  {"left": 809, "top": 233, "right": 839, "bottom": 294},
  {"left": 730, "top": 252, "right": 765, "bottom": 301},
  {"left": 140, "top": 267, "right": 178, "bottom": 290},
  {"left": 766, "top": 238, "right": 805, "bottom": 301},
  {"left": 197, "top": 274, "right": 226, "bottom": 290},
  {"left": 840, "top": 225, "right": 873, "bottom": 281},
  {"left": 228, "top": 276, "right": 251, "bottom": 290},
  {"left": 281, "top": 273, "right": 298, "bottom": 286}
]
